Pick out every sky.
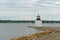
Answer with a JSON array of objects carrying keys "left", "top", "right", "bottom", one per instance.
[{"left": 0, "top": 0, "right": 60, "bottom": 20}]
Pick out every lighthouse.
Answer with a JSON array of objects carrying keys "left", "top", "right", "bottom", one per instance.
[{"left": 35, "top": 15, "right": 42, "bottom": 27}]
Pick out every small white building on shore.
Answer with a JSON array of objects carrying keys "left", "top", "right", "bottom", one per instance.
[{"left": 35, "top": 15, "right": 42, "bottom": 27}]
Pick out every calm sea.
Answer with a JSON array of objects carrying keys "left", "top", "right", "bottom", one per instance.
[{"left": 0, "top": 23, "right": 60, "bottom": 40}]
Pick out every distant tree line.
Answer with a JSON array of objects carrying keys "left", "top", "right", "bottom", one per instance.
[
  {"left": 42, "top": 20, "right": 60, "bottom": 23},
  {"left": 0, "top": 20, "right": 35, "bottom": 23},
  {"left": 0, "top": 20, "right": 60, "bottom": 23}
]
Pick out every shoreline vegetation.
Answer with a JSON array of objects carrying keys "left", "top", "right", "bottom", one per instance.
[
  {"left": 0, "top": 20, "right": 34, "bottom": 23},
  {"left": 0, "top": 20, "right": 59, "bottom": 23}
]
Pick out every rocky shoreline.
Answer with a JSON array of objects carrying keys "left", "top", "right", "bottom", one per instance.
[{"left": 10, "top": 30, "right": 52, "bottom": 40}]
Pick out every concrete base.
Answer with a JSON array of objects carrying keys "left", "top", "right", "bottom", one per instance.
[{"left": 27, "top": 26, "right": 60, "bottom": 31}]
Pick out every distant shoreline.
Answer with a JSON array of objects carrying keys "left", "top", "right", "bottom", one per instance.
[{"left": 0, "top": 20, "right": 60, "bottom": 23}]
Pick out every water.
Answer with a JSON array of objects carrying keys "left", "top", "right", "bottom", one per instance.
[
  {"left": 0, "top": 23, "right": 41, "bottom": 40},
  {"left": 0, "top": 23, "right": 60, "bottom": 40}
]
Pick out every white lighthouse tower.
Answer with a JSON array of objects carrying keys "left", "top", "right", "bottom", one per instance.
[{"left": 35, "top": 15, "right": 42, "bottom": 27}]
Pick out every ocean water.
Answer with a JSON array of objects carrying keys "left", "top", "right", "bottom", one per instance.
[
  {"left": 0, "top": 23, "right": 60, "bottom": 40},
  {"left": 0, "top": 23, "right": 41, "bottom": 40}
]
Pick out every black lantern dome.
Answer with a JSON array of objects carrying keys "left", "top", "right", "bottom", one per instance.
[{"left": 36, "top": 14, "right": 40, "bottom": 20}]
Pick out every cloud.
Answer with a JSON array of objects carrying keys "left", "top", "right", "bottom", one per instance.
[
  {"left": 0, "top": 0, "right": 60, "bottom": 20},
  {"left": 54, "top": 1, "right": 60, "bottom": 4},
  {"left": 10, "top": 0, "right": 38, "bottom": 7},
  {"left": 0, "top": 16, "right": 16, "bottom": 20}
]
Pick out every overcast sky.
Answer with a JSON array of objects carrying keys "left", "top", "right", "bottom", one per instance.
[{"left": 0, "top": 0, "right": 60, "bottom": 20}]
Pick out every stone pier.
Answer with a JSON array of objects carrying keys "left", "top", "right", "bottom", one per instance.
[
  {"left": 10, "top": 27, "right": 60, "bottom": 40},
  {"left": 10, "top": 30, "right": 53, "bottom": 40}
]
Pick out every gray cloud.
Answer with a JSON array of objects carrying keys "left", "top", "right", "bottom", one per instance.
[{"left": 0, "top": 0, "right": 60, "bottom": 20}]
